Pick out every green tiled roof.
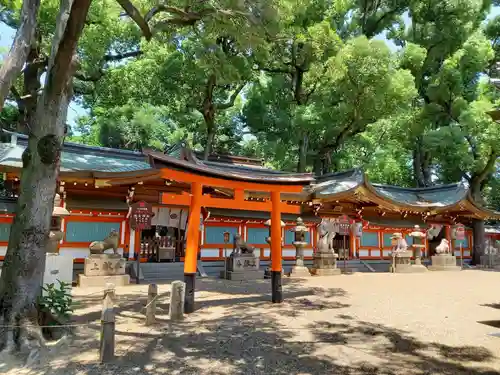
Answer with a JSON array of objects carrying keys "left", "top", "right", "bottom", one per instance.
[
  {"left": 371, "top": 183, "right": 468, "bottom": 208},
  {"left": 312, "top": 169, "right": 365, "bottom": 197},
  {"left": 0, "top": 142, "right": 151, "bottom": 173}
]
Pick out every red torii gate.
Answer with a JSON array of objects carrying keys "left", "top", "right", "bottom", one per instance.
[{"left": 157, "top": 167, "right": 311, "bottom": 313}]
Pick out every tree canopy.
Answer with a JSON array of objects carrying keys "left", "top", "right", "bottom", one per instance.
[{"left": 1, "top": 0, "right": 499, "bottom": 210}]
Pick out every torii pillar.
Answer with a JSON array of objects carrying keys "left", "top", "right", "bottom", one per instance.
[
  {"left": 270, "top": 191, "right": 283, "bottom": 302},
  {"left": 184, "top": 182, "right": 202, "bottom": 313}
]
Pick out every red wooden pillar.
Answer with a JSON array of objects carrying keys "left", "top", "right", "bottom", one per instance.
[
  {"left": 184, "top": 181, "right": 202, "bottom": 313},
  {"left": 270, "top": 191, "right": 283, "bottom": 303}
]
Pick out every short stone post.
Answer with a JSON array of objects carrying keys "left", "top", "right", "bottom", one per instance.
[
  {"left": 145, "top": 283, "right": 158, "bottom": 326},
  {"left": 169, "top": 280, "right": 185, "bottom": 321},
  {"left": 100, "top": 293, "right": 115, "bottom": 363}
]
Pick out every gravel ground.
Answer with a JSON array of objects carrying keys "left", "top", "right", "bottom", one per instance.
[{"left": 3, "top": 269, "right": 500, "bottom": 375}]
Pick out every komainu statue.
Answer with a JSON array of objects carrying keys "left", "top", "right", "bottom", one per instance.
[
  {"left": 435, "top": 239, "right": 450, "bottom": 255},
  {"left": 317, "top": 219, "right": 337, "bottom": 254},
  {"left": 89, "top": 230, "right": 120, "bottom": 255},
  {"left": 232, "top": 234, "right": 255, "bottom": 256},
  {"left": 391, "top": 233, "right": 408, "bottom": 254}
]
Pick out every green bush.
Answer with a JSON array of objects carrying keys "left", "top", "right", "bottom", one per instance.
[{"left": 38, "top": 280, "right": 73, "bottom": 322}]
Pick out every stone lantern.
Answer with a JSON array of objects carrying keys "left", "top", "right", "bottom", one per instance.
[
  {"left": 42, "top": 193, "right": 73, "bottom": 292},
  {"left": 47, "top": 193, "right": 70, "bottom": 253},
  {"left": 289, "top": 217, "right": 311, "bottom": 277},
  {"left": 409, "top": 225, "right": 426, "bottom": 266}
]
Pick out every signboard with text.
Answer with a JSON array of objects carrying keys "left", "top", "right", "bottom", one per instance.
[
  {"left": 337, "top": 215, "right": 351, "bottom": 236},
  {"left": 130, "top": 201, "right": 154, "bottom": 231},
  {"left": 452, "top": 224, "right": 466, "bottom": 241}
]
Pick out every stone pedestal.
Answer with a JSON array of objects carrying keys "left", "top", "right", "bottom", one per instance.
[
  {"left": 428, "top": 254, "right": 461, "bottom": 271},
  {"left": 311, "top": 252, "right": 341, "bottom": 276},
  {"left": 220, "top": 253, "right": 264, "bottom": 281},
  {"left": 480, "top": 254, "right": 500, "bottom": 268},
  {"left": 289, "top": 265, "right": 312, "bottom": 277},
  {"left": 390, "top": 251, "right": 428, "bottom": 273},
  {"left": 43, "top": 253, "right": 74, "bottom": 291},
  {"left": 78, "top": 254, "right": 130, "bottom": 287}
]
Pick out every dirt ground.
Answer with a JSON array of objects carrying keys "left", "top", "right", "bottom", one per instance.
[{"left": 3, "top": 269, "right": 500, "bottom": 375}]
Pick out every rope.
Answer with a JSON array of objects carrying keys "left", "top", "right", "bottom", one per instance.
[
  {"left": 0, "top": 322, "right": 100, "bottom": 329},
  {"left": 142, "top": 294, "right": 160, "bottom": 311}
]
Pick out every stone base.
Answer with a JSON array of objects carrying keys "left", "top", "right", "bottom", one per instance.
[
  {"left": 311, "top": 268, "right": 341, "bottom": 276},
  {"left": 313, "top": 252, "right": 339, "bottom": 269},
  {"left": 220, "top": 270, "right": 264, "bottom": 281},
  {"left": 84, "top": 254, "right": 126, "bottom": 277},
  {"left": 480, "top": 255, "right": 500, "bottom": 268},
  {"left": 78, "top": 274, "right": 130, "bottom": 287},
  {"left": 428, "top": 255, "right": 461, "bottom": 271},
  {"left": 394, "top": 264, "right": 428, "bottom": 273},
  {"left": 289, "top": 266, "right": 312, "bottom": 277}
]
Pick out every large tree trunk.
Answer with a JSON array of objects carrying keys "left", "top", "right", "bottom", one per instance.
[
  {"left": 412, "top": 137, "right": 432, "bottom": 187},
  {"left": 0, "top": 0, "right": 41, "bottom": 111},
  {"left": 204, "top": 128, "right": 215, "bottom": 160},
  {"left": 0, "top": 0, "right": 91, "bottom": 353},
  {"left": 297, "top": 133, "right": 308, "bottom": 173},
  {"left": 471, "top": 219, "right": 485, "bottom": 266}
]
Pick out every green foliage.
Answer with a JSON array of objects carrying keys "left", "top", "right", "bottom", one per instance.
[
  {"left": 4, "top": 0, "right": 498, "bottom": 194},
  {"left": 38, "top": 280, "right": 73, "bottom": 322}
]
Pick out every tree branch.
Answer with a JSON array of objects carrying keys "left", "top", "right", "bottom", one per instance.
[
  {"left": 473, "top": 150, "right": 499, "bottom": 186},
  {"left": 216, "top": 83, "right": 246, "bottom": 110},
  {"left": 254, "top": 65, "right": 293, "bottom": 75},
  {"left": 115, "top": 0, "right": 152, "bottom": 40},
  {"left": 0, "top": 0, "right": 41, "bottom": 111},
  {"left": 103, "top": 50, "right": 143, "bottom": 61}
]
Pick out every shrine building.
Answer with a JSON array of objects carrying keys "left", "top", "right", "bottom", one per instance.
[{"left": 0, "top": 131, "right": 499, "bottom": 276}]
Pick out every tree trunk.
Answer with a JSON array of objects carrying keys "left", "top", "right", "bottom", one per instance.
[
  {"left": 0, "top": 0, "right": 41, "bottom": 111},
  {"left": 0, "top": 0, "right": 91, "bottom": 353},
  {"left": 297, "top": 133, "right": 308, "bottom": 173},
  {"left": 469, "top": 177, "right": 487, "bottom": 266},
  {"left": 471, "top": 219, "right": 485, "bottom": 266},
  {"left": 204, "top": 128, "right": 215, "bottom": 161},
  {"left": 412, "top": 138, "right": 432, "bottom": 187}
]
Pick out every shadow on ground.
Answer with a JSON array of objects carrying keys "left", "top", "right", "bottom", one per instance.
[{"left": 6, "top": 278, "right": 500, "bottom": 375}]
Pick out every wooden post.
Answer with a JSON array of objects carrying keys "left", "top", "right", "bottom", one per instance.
[
  {"left": 145, "top": 283, "right": 158, "bottom": 326},
  {"left": 136, "top": 232, "right": 142, "bottom": 284},
  {"left": 169, "top": 280, "right": 186, "bottom": 321},
  {"left": 270, "top": 191, "right": 283, "bottom": 303},
  {"left": 100, "top": 294, "right": 115, "bottom": 363},
  {"left": 103, "top": 283, "right": 116, "bottom": 301},
  {"left": 184, "top": 182, "right": 202, "bottom": 314}
]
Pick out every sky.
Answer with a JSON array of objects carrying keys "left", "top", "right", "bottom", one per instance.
[{"left": 1, "top": 6, "right": 500, "bottom": 127}]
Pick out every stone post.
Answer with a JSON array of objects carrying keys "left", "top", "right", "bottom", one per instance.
[
  {"left": 169, "top": 280, "right": 186, "bottom": 321},
  {"left": 145, "top": 283, "right": 158, "bottom": 326},
  {"left": 100, "top": 294, "right": 115, "bottom": 363}
]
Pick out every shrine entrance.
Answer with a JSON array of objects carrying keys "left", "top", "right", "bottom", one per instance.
[{"left": 149, "top": 154, "right": 312, "bottom": 314}]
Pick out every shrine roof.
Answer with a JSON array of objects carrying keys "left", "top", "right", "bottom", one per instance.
[
  {"left": 147, "top": 150, "right": 314, "bottom": 184},
  {"left": 371, "top": 183, "right": 468, "bottom": 208},
  {"left": 311, "top": 169, "right": 365, "bottom": 197},
  {"left": 0, "top": 132, "right": 150, "bottom": 173},
  {"left": 311, "top": 169, "right": 500, "bottom": 219}
]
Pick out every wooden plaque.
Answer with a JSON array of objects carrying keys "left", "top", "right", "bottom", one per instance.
[
  {"left": 337, "top": 215, "right": 351, "bottom": 236},
  {"left": 130, "top": 201, "right": 154, "bottom": 231},
  {"left": 453, "top": 224, "right": 466, "bottom": 241}
]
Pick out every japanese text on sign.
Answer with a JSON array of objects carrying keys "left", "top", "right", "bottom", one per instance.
[
  {"left": 337, "top": 215, "right": 351, "bottom": 236},
  {"left": 130, "top": 201, "right": 154, "bottom": 231}
]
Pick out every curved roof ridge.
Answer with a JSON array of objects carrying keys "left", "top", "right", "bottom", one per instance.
[{"left": 370, "top": 182, "right": 464, "bottom": 192}]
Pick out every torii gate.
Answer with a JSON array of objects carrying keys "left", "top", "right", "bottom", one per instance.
[{"left": 158, "top": 167, "right": 310, "bottom": 313}]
